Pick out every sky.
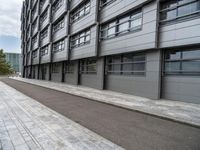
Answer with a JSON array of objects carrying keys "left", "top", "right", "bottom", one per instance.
[{"left": 0, "top": 0, "right": 23, "bottom": 53}]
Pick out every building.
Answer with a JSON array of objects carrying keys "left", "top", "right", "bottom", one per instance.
[
  {"left": 5, "top": 53, "right": 22, "bottom": 73},
  {"left": 21, "top": 0, "right": 200, "bottom": 104}
]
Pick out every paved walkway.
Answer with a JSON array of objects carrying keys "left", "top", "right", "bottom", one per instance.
[
  {"left": 0, "top": 81, "right": 123, "bottom": 150},
  {"left": 12, "top": 77, "right": 200, "bottom": 127}
]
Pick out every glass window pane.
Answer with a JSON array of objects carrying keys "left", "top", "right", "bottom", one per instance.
[
  {"left": 165, "top": 51, "right": 181, "bottom": 60},
  {"left": 123, "top": 55, "right": 133, "bottom": 62},
  {"left": 165, "top": 62, "right": 181, "bottom": 72},
  {"left": 133, "top": 63, "right": 145, "bottom": 71},
  {"left": 133, "top": 55, "right": 145, "bottom": 61},
  {"left": 165, "top": 9, "right": 177, "bottom": 20},
  {"left": 182, "top": 50, "right": 200, "bottom": 59},
  {"left": 178, "top": 2, "right": 199, "bottom": 17},
  {"left": 182, "top": 60, "right": 200, "bottom": 72},
  {"left": 108, "top": 27, "right": 115, "bottom": 37},
  {"left": 130, "top": 18, "right": 142, "bottom": 29},
  {"left": 118, "top": 17, "right": 129, "bottom": 33}
]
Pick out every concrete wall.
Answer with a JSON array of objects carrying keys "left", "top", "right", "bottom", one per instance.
[{"left": 105, "top": 50, "right": 161, "bottom": 99}]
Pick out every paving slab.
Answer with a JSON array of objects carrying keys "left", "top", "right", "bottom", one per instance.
[
  {"left": 0, "top": 81, "right": 124, "bottom": 150},
  {"left": 11, "top": 77, "right": 200, "bottom": 127}
]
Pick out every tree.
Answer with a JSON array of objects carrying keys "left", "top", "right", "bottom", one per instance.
[{"left": 0, "top": 49, "right": 13, "bottom": 75}]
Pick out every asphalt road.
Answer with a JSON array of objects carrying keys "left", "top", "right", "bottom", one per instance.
[{"left": 1, "top": 78, "right": 200, "bottom": 150}]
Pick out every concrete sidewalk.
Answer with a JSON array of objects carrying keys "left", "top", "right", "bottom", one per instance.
[
  {"left": 12, "top": 77, "right": 200, "bottom": 127},
  {"left": 0, "top": 81, "right": 123, "bottom": 150}
]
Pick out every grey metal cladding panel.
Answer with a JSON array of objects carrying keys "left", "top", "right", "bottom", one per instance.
[
  {"left": 52, "top": 1, "right": 67, "bottom": 22},
  {"left": 40, "top": 36, "right": 50, "bottom": 47},
  {"left": 100, "top": 4, "right": 157, "bottom": 56},
  {"left": 32, "top": 57, "right": 39, "bottom": 65},
  {"left": 52, "top": 16, "right": 68, "bottom": 42},
  {"left": 80, "top": 58, "right": 104, "bottom": 89},
  {"left": 100, "top": 0, "right": 152, "bottom": 23},
  {"left": 40, "top": 0, "right": 49, "bottom": 13},
  {"left": 52, "top": 38, "right": 68, "bottom": 62},
  {"left": 65, "top": 61, "right": 78, "bottom": 85},
  {"left": 106, "top": 51, "right": 161, "bottom": 99},
  {"left": 70, "top": 26, "right": 97, "bottom": 60},
  {"left": 32, "top": 41, "right": 39, "bottom": 50},
  {"left": 162, "top": 76, "right": 200, "bottom": 104},
  {"left": 41, "top": 45, "right": 51, "bottom": 64},
  {"left": 40, "top": 18, "right": 50, "bottom": 30},
  {"left": 159, "top": 18, "right": 200, "bottom": 48},
  {"left": 65, "top": 73, "right": 77, "bottom": 85},
  {"left": 41, "top": 55, "right": 51, "bottom": 64},
  {"left": 70, "top": 0, "right": 87, "bottom": 10},
  {"left": 51, "top": 63, "right": 62, "bottom": 82},
  {"left": 70, "top": 0, "right": 97, "bottom": 34}
]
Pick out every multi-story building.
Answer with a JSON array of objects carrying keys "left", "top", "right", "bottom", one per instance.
[
  {"left": 21, "top": 0, "right": 200, "bottom": 104},
  {"left": 5, "top": 53, "right": 22, "bottom": 73}
]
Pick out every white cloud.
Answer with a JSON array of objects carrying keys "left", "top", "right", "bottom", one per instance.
[{"left": 0, "top": 0, "right": 23, "bottom": 38}]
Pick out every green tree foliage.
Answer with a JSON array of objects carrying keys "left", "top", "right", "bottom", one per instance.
[{"left": 0, "top": 49, "right": 13, "bottom": 75}]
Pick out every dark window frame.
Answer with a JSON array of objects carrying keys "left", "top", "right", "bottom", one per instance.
[
  {"left": 106, "top": 53, "right": 146, "bottom": 76},
  {"left": 70, "top": 29, "right": 91, "bottom": 49},
  {"left": 164, "top": 49, "right": 200, "bottom": 75},
  {"left": 100, "top": 0, "right": 116, "bottom": 8},
  {"left": 53, "top": 39, "right": 65, "bottom": 53},
  {"left": 80, "top": 58, "right": 97, "bottom": 74},
  {"left": 160, "top": 0, "right": 200, "bottom": 23},
  {"left": 100, "top": 10, "right": 143, "bottom": 40},
  {"left": 40, "top": 45, "right": 48, "bottom": 56},
  {"left": 71, "top": 0, "right": 91, "bottom": 23}
]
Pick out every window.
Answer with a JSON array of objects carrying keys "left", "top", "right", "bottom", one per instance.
[
  {"left": 53, "top": 39, "right": 65, "bottom": 53},
  {"left": 164, "top": 49, "right": 200, "bottom": 75},
  {"left": 65, "top": 63, "right": 74, "bottom": 74},
  {"left": 71, "top": 29, "right": 90, "bottom": 48},
  {"left": 32, "top": 35, "right": 37, "bottom": 44},
  {"left": 107, "top": 53, "right": 146, "bottom": 75},
  {"left": 53, "top": 18, "right": 64, "bottom": 33},
  {"left": 40, "top": 45, "right": 48, "bottom": 56},
  {"left": 32, "top": 20, "right": 37, "bottom": 32},
  {"left": 40, "top": 0, "right": 46, "bottom": 10},
  {"left": 80, "top": 58, "right": 97, "bottom": 74},
  {"left": 52, "top": 0, "right": 63, "bottom": 14},
  {"left": 100, "top": 0, "right": 116, "bottom": 8},
  {"left": 40, "top": 28, "right": 48, "bottom": 40},
  {"left": 101, "top": 10, "right": 142, "bottom": 40},
  {"left": 71, "top": 1, "right": 90, "bottom": 23},
  {"left": 52, "top": 63, "right": 60, "bottom": 73},
  {"left": 40, "top": 9, "right": 48, "bottom": 24},
  {"left": 32, "top": 50, "right": 38, "bottom": 58},
  {"left": 32, "top": 5, "right": 37, "bottom": 19},
  {"left": 160, "top": 0, "right": 200, "bottom": 22}
]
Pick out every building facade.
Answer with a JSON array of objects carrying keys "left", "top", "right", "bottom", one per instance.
[
  {"left": 5, "top": 53, "right": 22, "bottom": 73},
  {"left": 21, "top": 0, "right": 200, "bottom": 104}
]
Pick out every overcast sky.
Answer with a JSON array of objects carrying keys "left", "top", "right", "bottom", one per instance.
[{"left": 0, "top": 0, "right": 23, "bottom": 53}]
